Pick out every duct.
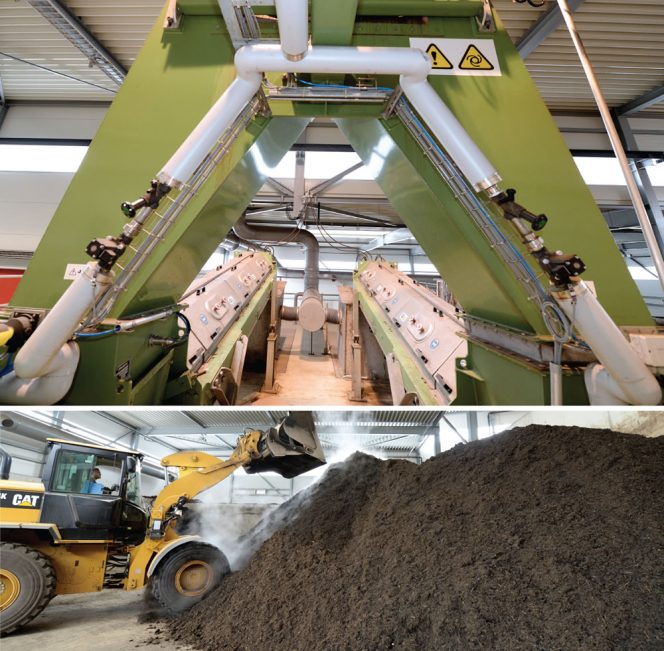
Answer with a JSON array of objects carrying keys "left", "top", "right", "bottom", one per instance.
[
  {"left": 0, "top": 343, "right": 79, "bottom": 405},
  {"left": 158, "top": 44, "right": 500, "bottom": 194},
  {"left": 13, "top": 262, "right": 113, "bottom": 380},
  {"left": 225, "top": 232, "right": 266, "bottom": 252},
  {"left": 553, "top": 281, "right": 662, "bottom": 405},
  {"left": 234, "top": 217, "right": 319, "bottom": 291},
  {"left": 234, "top": 217, "right": 326, "bottom": 332},
  {"left": 275, "top": 0, "right": 309, "bottom": 61},
  {"left": 282, "top": 302, "right": 338, "bottom": 327}
]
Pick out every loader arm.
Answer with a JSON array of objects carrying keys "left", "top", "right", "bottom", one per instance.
[
  {"left": 149, "top": 430, "right": 263, "bottom": 523},
  {"left": 126, "top": 413, "right": 325, "bottom": 589}
]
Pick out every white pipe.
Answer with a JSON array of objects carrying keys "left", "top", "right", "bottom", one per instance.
[
  {"left": 556, "top": 0, "right": 664, "bottom": 293},
  {"left": 159, "top": 74, "right": 262, "bottom": 187},
  {"left": 13, "top": 262, "right": 113, "bottom": 380},
  {"left": 275, "top": 0, "right": 308, "bottom": 61},
  {"left": 0, "top": 343, "right": 79, "bottom": 405},
  {"left": 553, "top": 281, "right": 662, "bottom": 405},
  {"left": 399, "top": 77, "right": 501, "bottom": 191},
  {"left": 235, "top": 44, "right": 431, "bottom": 77},
  {"left": 159, "top": 44, "right": 501, "bottom": 192}
]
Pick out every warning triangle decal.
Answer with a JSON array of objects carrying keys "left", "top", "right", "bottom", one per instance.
[
  {"left": 425, "top": 43, "right": 453, "bottom": 70},
  {"left": 459, "top": 44, "right": 494, "bottom": 71}
]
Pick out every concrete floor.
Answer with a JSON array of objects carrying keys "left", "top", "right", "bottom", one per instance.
[
  {"left": 2, "top": 590, "right": 189, "bottom": 651},
  {"left": 240, "top": 321, "right": 391, "bottom": 406}
]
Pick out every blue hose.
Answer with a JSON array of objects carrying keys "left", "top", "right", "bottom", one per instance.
[
  {"left": 0, "top": 357, "right": 14, "bottom": 378},
  {"left": 75, "top": 325, "right": 121, "bottom": 339},
  {"left": 297, "top": 78, "right": 394, "bottom": 93}
]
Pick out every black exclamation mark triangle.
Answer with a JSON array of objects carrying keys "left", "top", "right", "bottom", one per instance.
[{"left": 425, "top": 44, "right": 453, "bottom": 70}]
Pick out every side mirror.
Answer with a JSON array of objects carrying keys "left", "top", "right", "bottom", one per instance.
[{"left": 126, "top": 456, "right": 137, "bottom": 473}]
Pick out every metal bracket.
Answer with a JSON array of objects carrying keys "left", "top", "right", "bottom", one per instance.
[
  {"left": 163, "top": 0, "right": 182, "bottom": 30},
  {"left": 385, "top": 352, "right": 406, "bottom": 404},
  {"left": 476, "top": 0, "right": 496, "bottom": 33},
  {"left": 218, "top": 0, "right": 264, "bottom": 48},
  {"left": 349, "top": 292, "right": 364, "bottom": 401},
  {"left": 211, "top": 367, "right": 238, "bottom": 404},
  {"left": 262, "top": 282, "right": 280, "bottom": 393},
  {"left": 255, "top": 88, "right": 272, "bottom": 118},
  {"left": 382, "top": 86, "right": 404, "bottom": 120}
]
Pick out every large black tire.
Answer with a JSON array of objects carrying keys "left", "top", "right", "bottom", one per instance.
[
  {"left": 150, "top": 542, "right": 229, "bottom": 614},
  {"left": 0, "top": 542, "right": 56, "bottom": 636}
]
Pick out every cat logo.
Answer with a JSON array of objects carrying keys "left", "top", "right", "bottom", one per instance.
[
  {"left": 0, "top": 491, "right": 42, "bottom": 509},
  {"left": 12, "top": 494, "right": 41, "bottom": 508}
]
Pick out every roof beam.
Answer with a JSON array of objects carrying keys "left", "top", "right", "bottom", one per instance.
[
  {"left": 25, "top": 0, "right": 126, "bottom": 86},
  {"left": 615, "top": 85, "right": 664, "bottom": 117},
  {"left": 517, "top": 0, "right": 586, "bottom": 59},
  {"left": 365, "top": 227, "right": 414, "bottom": 251}
]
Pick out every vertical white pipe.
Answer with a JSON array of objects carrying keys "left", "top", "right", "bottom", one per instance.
[
  {"left": 158, "top": 73, "right": 263, "bottom": 186},
  {"left": 554, "top": 281, "right": 662, "bottom": 405},
  {"left": 400, "top": 77, "right": 501, "bottom": 192},
  {"left": 556, "top": 0, "right": 664, "bottom": 292},
  {"left": 275, "top": 0, "right": 309, "bottom": 61}
]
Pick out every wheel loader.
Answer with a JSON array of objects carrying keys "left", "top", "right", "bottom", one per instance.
[{"left": 0, "top": 412, "right": 325, "bottom": 635}]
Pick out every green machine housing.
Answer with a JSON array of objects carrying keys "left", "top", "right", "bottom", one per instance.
[{"left": 1, "top": 0, "right": 656, "bottom": 405}]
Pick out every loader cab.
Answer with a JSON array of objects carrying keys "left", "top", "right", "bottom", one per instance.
[{"left": 40, "top": 439, "right": 148, "bottom": 545}]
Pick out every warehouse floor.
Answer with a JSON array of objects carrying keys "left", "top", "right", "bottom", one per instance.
[
  {"left": 2, "top": 590, "right": 188, "bottom": 650},
  {"left": 240, "top": 321, "right": 391, "bottom": 405}
]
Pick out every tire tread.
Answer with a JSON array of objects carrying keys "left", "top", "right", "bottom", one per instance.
[{"left": 0, "top": 542, "right": 56, "bottom": 636}]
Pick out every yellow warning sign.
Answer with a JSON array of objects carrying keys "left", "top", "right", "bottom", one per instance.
[
  {"left": 459, "top": 44, "right": 494, "bottom": 71},
  {"left": 425, "top": 43, "right": 453, "bottom": 70}
]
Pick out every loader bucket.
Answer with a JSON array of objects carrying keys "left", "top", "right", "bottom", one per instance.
[{"left": 244, "top": 412, "right": 326, "bottom": 478}]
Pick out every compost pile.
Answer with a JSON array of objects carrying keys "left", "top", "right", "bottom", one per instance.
[{"left": 167, "top": 425, "right": 664, "bottom": 650}]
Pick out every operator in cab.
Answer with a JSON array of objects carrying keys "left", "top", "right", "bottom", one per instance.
[{"left": 83, "top": 467, "right": 104, "bottom": 494}]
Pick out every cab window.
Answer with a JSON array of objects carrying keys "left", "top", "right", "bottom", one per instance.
[{"left": 50, "top": 450, "right": 122, "bottom": 496}]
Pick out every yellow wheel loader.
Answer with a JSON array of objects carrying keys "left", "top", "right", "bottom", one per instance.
[{"left": 0, "top": 413, "right": 324, "bottom": 635}]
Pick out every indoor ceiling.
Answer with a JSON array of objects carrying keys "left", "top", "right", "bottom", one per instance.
[
  {"left": 0, "top": 0, "right": 661, "bottom": 115},
  {"left": 4, "top": 409, "right": 467, "bottom": 460}
]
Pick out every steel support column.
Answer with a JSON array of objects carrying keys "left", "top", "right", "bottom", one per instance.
[
  {"left": 613, "top": 112, "right": 664, "bottom": 257},
  {"left": 466, "top": 411, "right": 478, "bottom": 442}
]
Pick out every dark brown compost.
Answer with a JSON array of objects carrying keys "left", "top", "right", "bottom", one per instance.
[{"left": 166, "top": 425, "right": 664, "bottom": 650}]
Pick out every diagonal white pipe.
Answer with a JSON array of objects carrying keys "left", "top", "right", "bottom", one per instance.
[
  {"left": 13, "top": 262, "right": 113, "bottom": 379},
  {"left": 159, "top": 44, "right": 501, "bottom": 193},
  {"left": 554, "top": 281, "right": 662, "bottom": 405}
]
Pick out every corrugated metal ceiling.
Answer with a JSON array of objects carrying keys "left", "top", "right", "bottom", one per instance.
[
  {"left": 0, "top": 1, "right": 661, "bottom": 114},
  {"left": 493, "top": 0, "right": 664, "bottom": 114}
]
